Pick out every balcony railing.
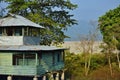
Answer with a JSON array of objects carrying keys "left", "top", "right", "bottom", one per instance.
[{"left": 0, "top": 36, "right": 40, "bottom": 45}]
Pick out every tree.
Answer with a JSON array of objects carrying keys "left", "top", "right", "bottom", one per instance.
[
  {"left": 65, "top": 51, "right": 108, "bottom": 80},
  {"left": 98, "top": 5, "right": 120, "bottom": 70},
  {"left": 1, "top": 0, "right": 77, "bottom": 45},
  {"left": 99, "top": 5, "right": 120, "bottom": 47},
  {"left": 76, "top": 20, "right": 99, "bottom": 76},
  {"left": 80, "top": 36, "right": 93, "bottom": 76}
]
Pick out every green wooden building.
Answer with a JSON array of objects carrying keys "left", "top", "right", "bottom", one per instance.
[{"left": 0, "top": 14, "right": 65, "bottom": 80}]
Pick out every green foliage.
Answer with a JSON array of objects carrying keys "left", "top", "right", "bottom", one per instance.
[
  {"left": 65, "top": 52, "right": 120, "bottom": 80},
  {"left": 98, "top": 5, "right": 120, "bottom": 49},
  {"left": 90, "top": 54, "right": 106, "bottom": 70},
  {"left": 65, "top": 52, "right": 84, "bottom": 79},
  {"left": 65, "top": 52, "right": 107, "bottom": 80},
  {"left": 2, "top": 0, "right": 77, "bottom": 45}
]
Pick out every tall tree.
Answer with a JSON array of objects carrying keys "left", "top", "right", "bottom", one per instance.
[
  {"left": 76, "top": 20, "right": 99, "bottom": 76},
  {"left": 99, "top": 5, "right": 120, "bottom": 47},
  {"left": 2, "top": 0, "right": 77, "bottom": 45},
  {"left": 98, "top": 5, "right": 120, "bottom": 70}
]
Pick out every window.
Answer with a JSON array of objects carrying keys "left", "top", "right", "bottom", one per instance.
[
  {"left": 13, "top": 54, "right": 23, "bottom": 65},
  {"left": 24, "top": 54, "right": 35, "bottom": 65},
  {"left": 52, "top": 52, "right": 55, "bottom": 65},
  {"left": 38, "top": 53, "right": 42, "bottom": 65},
  {"left": 57, "top": 51, "right": 64, "bottom": 62},
  {"left": 24, "top": 27, "right": 28, "bottom": 36},
  {"left": 14, "top": 28, "right": 22, "bottom": 36},
  {"left": 0, "top": 28, "right": 2, "bottom": 36},
  {"left": 6, "top": 28, "right": 13, "bottom": 36},
  {"left": 57, "top": 53, "right": 60, "bottom": 62},
  {"left": 13, "top": 53, "right": 36, "bottom": 66}
]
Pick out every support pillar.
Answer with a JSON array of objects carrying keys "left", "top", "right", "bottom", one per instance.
[
  {"left": 55, "top": 73, "right": 59, "bottom": 80},
  {"left": 61, "top": 71, "right": 64, "bottom": 80},
  {"left": 33, "top": 76, "right": 38, "bottom": 80},
  {"left": 43, "top": 75, "right": 46, "bottom": 80},
  {"left": 50, "top": 74, "right": 54, "bottom": 80},
  {"left": 7, "top": 76, "right": 12, "bottom": 80}
]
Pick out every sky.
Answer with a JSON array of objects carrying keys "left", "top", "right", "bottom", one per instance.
[{"left": 64, "top": 0, "right": 120, "bottom": 41}]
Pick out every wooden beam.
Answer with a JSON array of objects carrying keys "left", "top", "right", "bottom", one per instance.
[
  {"left": 22, "top": 27, "right": 24, "bottom": 36},
  {"left": 35, "top": 53, "right": 38, "bottom": 66},
  {"left": 23, "top": 54, "right": 25, "bottom": 65},
  {"left": 4, "top": 28, "right": 7, "bottom": 36},
  {"left": 27, "top": 27, "right": 29, "bottom": 36}
]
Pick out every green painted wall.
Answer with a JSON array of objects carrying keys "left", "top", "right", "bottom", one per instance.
[
  {"left": 0, "top": 50, "right": 64, "bottom": 76},
  {"left": 40, "top": 51, "right": 64, "bottom": 72},
  {"left": 0, "top": 53, "right": 12, "bottom": 66},
  {"left": 42, "top": 52, "right": 53, "bottom": 66},
  {"left": 0, "top": 66, "right": 36, "bottom": 76}
]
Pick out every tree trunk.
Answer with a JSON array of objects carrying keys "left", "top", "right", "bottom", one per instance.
[
  {"left": 84, "top": 55, "right": 88, "bottom": 76},
  {"left": 108, "top": 54, "right": 113, "bottom": 77},
  {"left": 84, "top": 53, "right": 91, "bottom": 76},
  {"left": 86, "top": 53, "right": 91, "bottom": 76},
  {"left": 116, "top": 51, "right": 120, "bottom": 68}
]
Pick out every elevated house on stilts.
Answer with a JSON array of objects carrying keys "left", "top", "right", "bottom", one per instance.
[{"left": 0, "top": 13, "right": 65, "bottom": 80}]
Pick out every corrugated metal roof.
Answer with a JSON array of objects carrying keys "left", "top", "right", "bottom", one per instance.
[
  {"left": 0, "top": 13, "right": 44, "bottom": 28},
  {"left": 0, "top": 45, "right": 66, "bottom": 51}
]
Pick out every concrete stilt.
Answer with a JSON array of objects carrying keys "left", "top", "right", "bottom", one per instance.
[
  {"left": 55, "top": 73, "right": 59, "bottom": 80},
  {"left": 61, "top": 72, "right": 64, "bottom": 80},
  {"left": 43, "top": 75, "right": 46, "bottom": 80},
  {"left": 7, "top": 76, "right": 12, "bottom": 80},
  {"left": 50, "top": 74, "right": 54, "bottom": 80},
  {"left": 33, "top": 76, "right": 38, "bottom": 80}
]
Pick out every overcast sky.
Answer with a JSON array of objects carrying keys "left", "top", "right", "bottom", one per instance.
[{"left": 64, "top": 0, "right": 120, "bottom": 41}]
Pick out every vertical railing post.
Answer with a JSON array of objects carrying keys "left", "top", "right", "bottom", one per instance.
[
  {"left": 23, "top": 53, "right": 25, "bottom": 65},
  {"left": 35, "top": 53, "right": 38, "bottom": 66},
  {"left": 22, "top": 27, "right": 24, "bottom": 36}
]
